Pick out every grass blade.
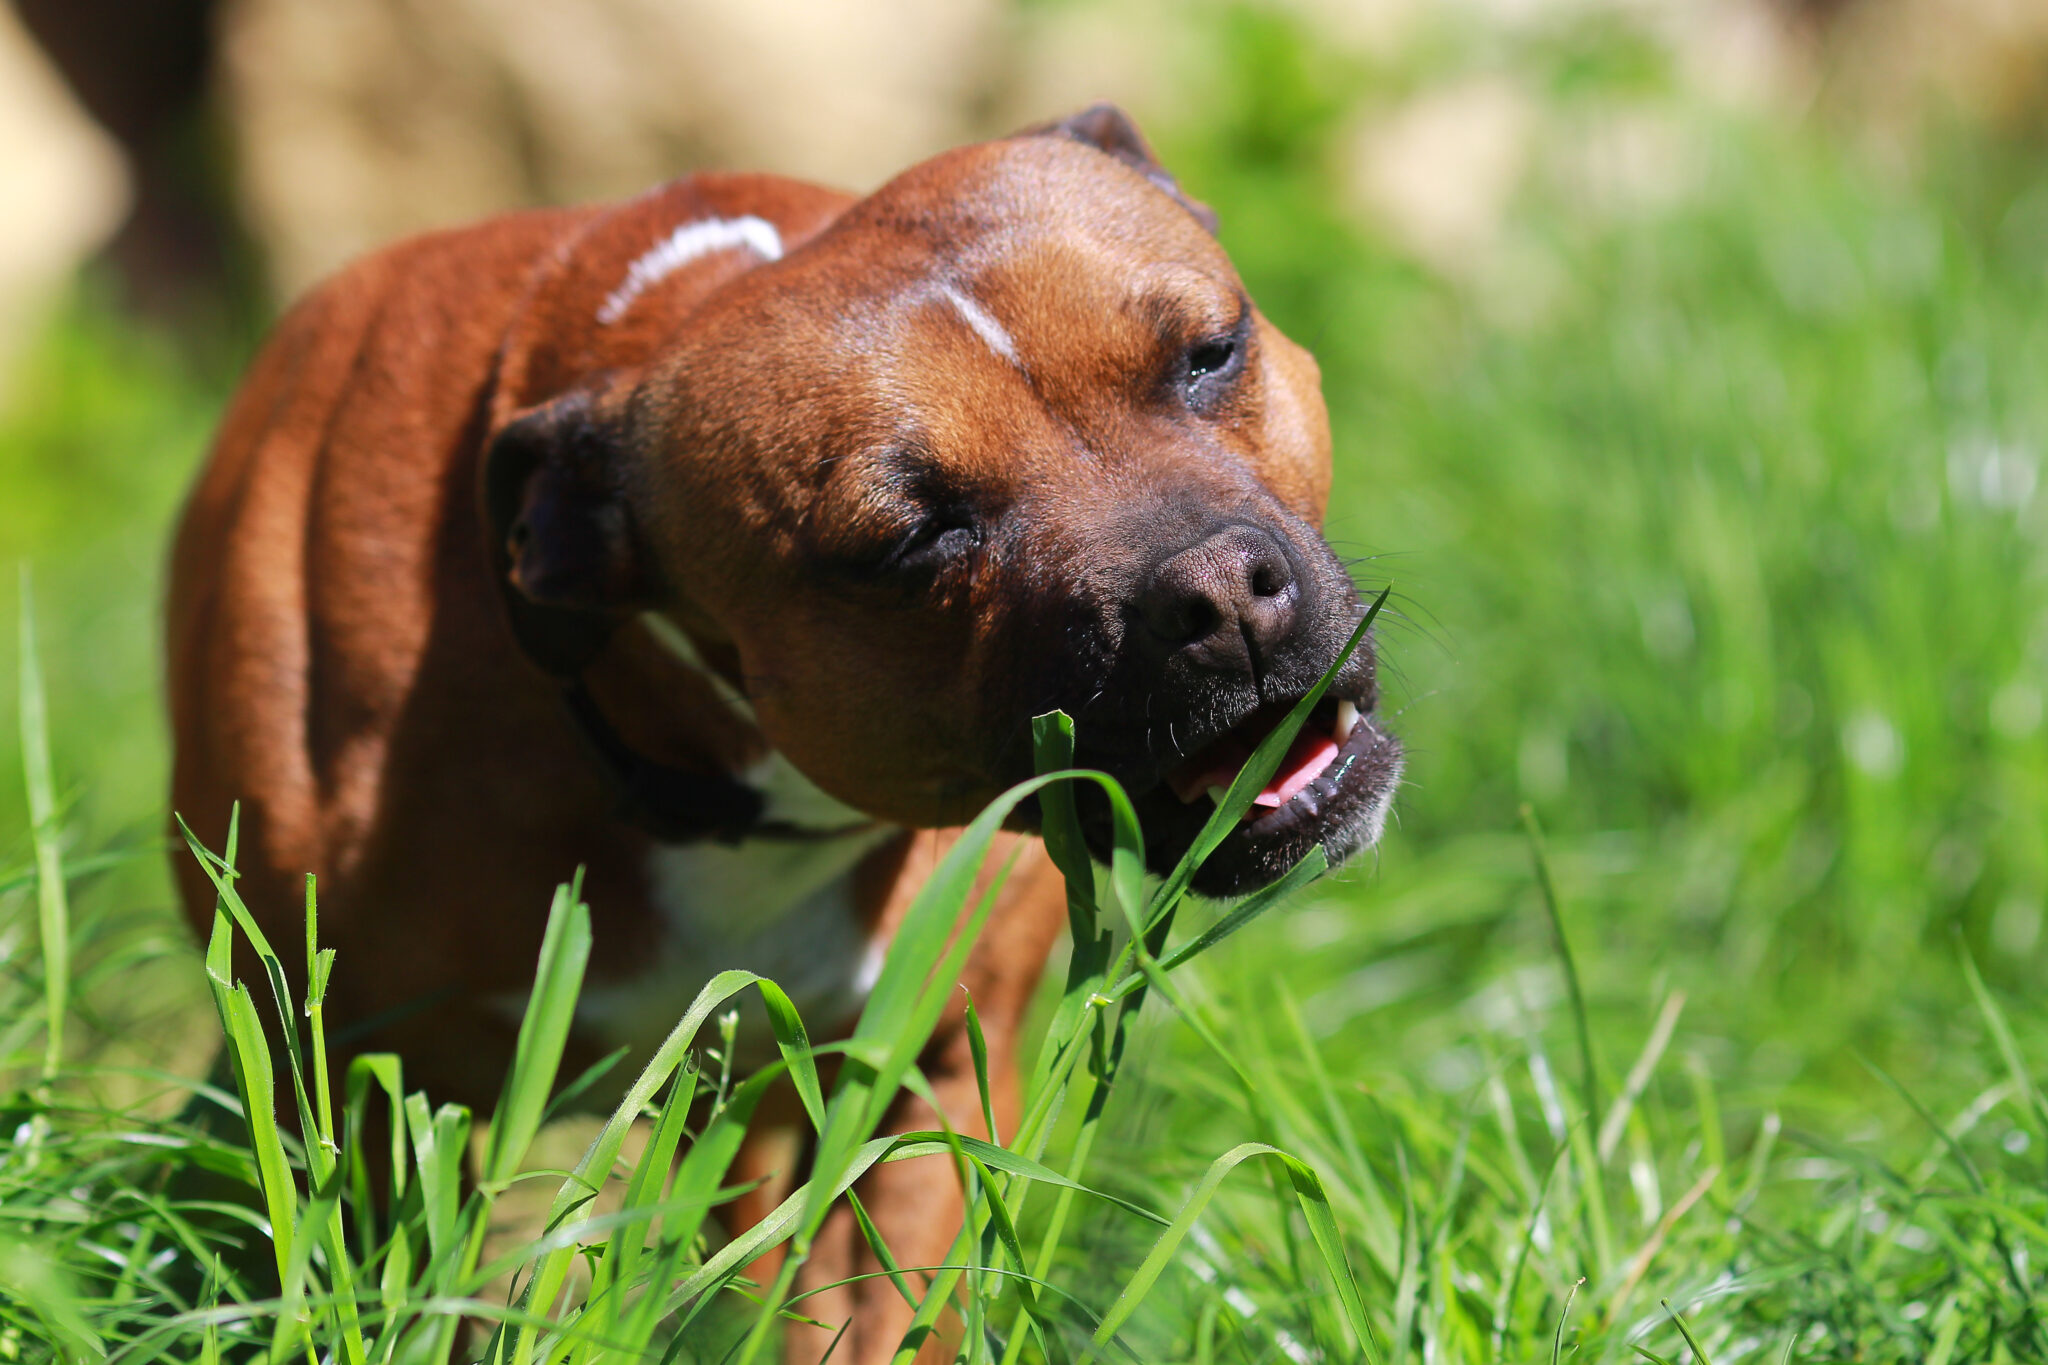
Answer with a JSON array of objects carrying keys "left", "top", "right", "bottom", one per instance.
[
  {"left": 18, "top": 565, "right": 70, "bottom": 1088},
  {"left": 484, "top": 881, "right": 592, "bottom": 1188},
  {"left": 1958, "top": 938, "right": 2048, "bottom": 1159},
  {"left": 1155, "top": 845, "right": 1327, "bottom": 975},
  {"left": 1660, "top": 1299, "right": 1712, "bottom": 1364},
  {"left": 1521, "top": 806, "right": 1600, "bottom": 1132},
  {"left": 1083, "top": 1142, "right": 1380, "bottom": 1364}
]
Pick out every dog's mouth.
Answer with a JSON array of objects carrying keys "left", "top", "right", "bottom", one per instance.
[
  {"left": 1067, "top": 686, "right": 1403, "bottom": 899},
  {"left": 1162, "top": 694, "right": 1366, "bottom": 812}
]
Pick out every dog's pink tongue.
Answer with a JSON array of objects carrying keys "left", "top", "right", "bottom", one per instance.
[
  {"left": 1167, "top": 724, "right": 1340, "bottom": 809},
  {"left": 1253, "top": 729, "right": 1340, "bottom": 808}
]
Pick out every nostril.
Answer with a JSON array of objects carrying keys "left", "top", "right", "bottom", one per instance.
[
  {"left": 1145, "top": 588, "right": 1222, "bottom": 646},
  {"left": 1136, "top": 525, "right": 1299, "bottom": 661}
]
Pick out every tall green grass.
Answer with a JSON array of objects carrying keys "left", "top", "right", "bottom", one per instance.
[
  {"left": 6, "top": 5, "right": 2048, "bottom": 1358},
  {"left": 6, "top": 545, "right": 2047, "bottom": 1362},
  {"left": 0, "top": 591, "right": 1399, "bottom": 1361}
]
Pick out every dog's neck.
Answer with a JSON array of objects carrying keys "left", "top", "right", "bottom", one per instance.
[
  {"left": 636, "top": 612, "right": 875, "bottom": 835},
  {"left": 564, "top": 611, "right": 900, "bottom": 1063}
]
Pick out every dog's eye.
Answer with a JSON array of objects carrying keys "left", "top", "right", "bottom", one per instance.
[
  {"left": 1180, "top": 328, "right": 1247, "bottom": 407},
  {"left": 1187, "top": 338, "right": 1236, "bottom": 379},
  {"left": 884, "top": 506, "right": 981, "bottom": 575}
]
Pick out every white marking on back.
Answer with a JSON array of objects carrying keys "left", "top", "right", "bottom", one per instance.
[
  {"left": 939, "top": 282, "right": 1021, "bottom": 368},
  {"left": 597, "top": 215, "right": 784, "bottom": 325}
]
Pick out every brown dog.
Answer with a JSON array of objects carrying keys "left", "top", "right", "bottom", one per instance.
[{"left": 166, "top": 106, "right": 1401, "bottom": 1361}]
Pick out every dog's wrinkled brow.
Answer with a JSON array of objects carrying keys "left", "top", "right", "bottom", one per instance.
[
  {"left": 822, "top": 440, "right": 942, "bottom": 496},
  {"left": 1132, "top": 281, "right": 1249, "bottom": 346}
]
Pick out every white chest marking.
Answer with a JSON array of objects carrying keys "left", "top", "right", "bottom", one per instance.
[
  {"left": 576, "top": 804, "right": 895, "bottom": 1062},
  {"left": 597, "top": 215, "right": 785, "bottom": 325},
  {"left": 939, "top": 282, "right": 1021, "bottom": 369},
  {"left": 573, "top": 614, "right": 898, "bottom": 1059}
]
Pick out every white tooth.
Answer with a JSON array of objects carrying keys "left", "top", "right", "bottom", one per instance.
[
  {"left": 1335, "top": 700, "right": 1360, "bottom": 741},
  {"left": 1207, "top": 785, "right": 1229, "bottom": 809}
]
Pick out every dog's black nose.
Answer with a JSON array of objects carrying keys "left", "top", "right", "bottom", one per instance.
[{"left": 1135, "top": 524, "right": 1300, "bottom": 674}]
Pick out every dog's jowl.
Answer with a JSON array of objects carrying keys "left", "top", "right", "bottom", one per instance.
[{"left": 167, "top": 104, "right": 1400, "bottom": 1364}]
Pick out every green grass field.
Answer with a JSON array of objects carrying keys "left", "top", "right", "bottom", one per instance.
[{"left": 4, "top": 8, "right": 2048, "bottom": 1362}]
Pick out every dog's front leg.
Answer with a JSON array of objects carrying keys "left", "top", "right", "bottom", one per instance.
[
  {"left": 786, "top": 840, "right": 1066, "bottom": 1365},
  {"left": 786, "top": 1021, "right": 993, "bottom": 1365}
]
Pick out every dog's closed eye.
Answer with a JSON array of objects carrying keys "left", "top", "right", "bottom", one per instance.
[
  {"left": 884, "top": 504, "right": 981, "bottom": 573},
  {"left": 817, "top": 449, "right": 986, "bottom": 589}
]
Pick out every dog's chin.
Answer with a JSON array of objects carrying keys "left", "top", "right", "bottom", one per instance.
[{"left": 1050, "top": 700, "right": 1402, "bottom": 899}]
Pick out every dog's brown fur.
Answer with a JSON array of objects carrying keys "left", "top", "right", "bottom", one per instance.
[{"left": 168, "top": 108, "right": 1396, "bottom": 1362}]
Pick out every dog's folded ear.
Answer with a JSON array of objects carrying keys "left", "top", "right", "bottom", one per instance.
[
  {"left": 481, "top": 380, "right": 653, "bottom": 678},
  {"left": 1027, "top": 103, "right": 1219, "bottom": 235}
]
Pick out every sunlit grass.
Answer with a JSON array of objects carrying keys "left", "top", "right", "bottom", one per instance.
[
  {"left": 0, "top": 593, "right": 1395, "bottom": 1362},
  {"left": 3, "top": 8, "right": 2048, "bottom": 1357}
]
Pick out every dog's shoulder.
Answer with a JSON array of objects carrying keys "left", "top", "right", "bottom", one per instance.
[{"left": 486, "top": 173, "right": 855, "bottom": 415}]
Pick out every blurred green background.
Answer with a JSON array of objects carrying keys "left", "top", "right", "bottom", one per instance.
[{"left": 3, "top": 0, "right": 2047, "bottom": 1355}]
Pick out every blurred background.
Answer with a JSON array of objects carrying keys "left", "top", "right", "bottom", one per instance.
[{"left": 2, "top": 0, "right": 2047, "bottom": 1345}]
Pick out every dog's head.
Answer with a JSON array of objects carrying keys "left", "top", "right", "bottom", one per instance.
[{"left": 486, "top": 107, "right": 1400, "bottom": 895}]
